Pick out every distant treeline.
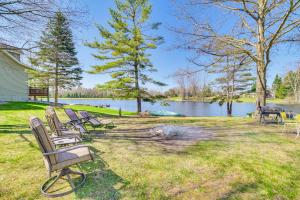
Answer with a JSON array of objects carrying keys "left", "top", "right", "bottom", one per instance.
[
  {"left": 57, "top": 86, "right": 214, "bottom": 100},
  {"left": 272, "top": 66, "right": 300, "bottom": 102},
  {"left": 58, "top": 87, "right": 115, "bottom": 98}
]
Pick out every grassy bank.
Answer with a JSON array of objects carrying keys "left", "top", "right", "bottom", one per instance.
[
  {"left": 167, "top": 96, "right": 289, "bottom": 104},
  {"left": 1, "top": 102, "right": 300, "bottom": 199},
  {"left": 238, "top": 97, "right": 287, "bottom": 104}
]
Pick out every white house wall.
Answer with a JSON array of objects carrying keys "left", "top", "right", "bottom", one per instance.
[{"left": 0, "top": 51, "right": 28, "bottom": 101}]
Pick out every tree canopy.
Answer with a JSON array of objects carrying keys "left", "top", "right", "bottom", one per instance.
[
  {"left": 86, "top": 0, "right": 165, "bottom": 113},
  {"left": 30, "top": 11, "right": 82, "bottom": 104}
]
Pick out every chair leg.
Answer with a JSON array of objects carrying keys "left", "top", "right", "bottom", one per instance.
[
  {"left": 66, "top": 173, "right": 75, "bottom": 189},
  {"left": 42, "top": 173, "right": 62, "bottom": 192},
  {"left": 41, "top": 168, "right": 86, "bottom": 198}
]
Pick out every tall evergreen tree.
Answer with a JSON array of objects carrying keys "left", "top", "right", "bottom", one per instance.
[
  {"left": 210, "top": 54, "right": 254, "bottom": 116},
  {"left": 272, "top": 75, "right": 287, "bottom": 99},
  {"left": 272, "top": 75, "right": 282, "bottom": 93},
  {"left": 86, "top": 0, "right": 164, "bottom": 113},
  {"left": 30, "top": 11, "right": 82, "bottom": 104}
]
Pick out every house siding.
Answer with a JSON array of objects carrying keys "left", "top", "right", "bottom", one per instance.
[{"left": 0, "top": 51, "right": 28, "bottom": 101}]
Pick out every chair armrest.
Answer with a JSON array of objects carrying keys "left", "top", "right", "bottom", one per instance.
[
  {"left": 67, "top": 119, "right": 84, "bottom": 125},
  {"left": 59, "top": 122, "right": 68, "bottom": 127},
  {"left": 86, "top": 115, "right": 97, "bottom": 120},
  {"left": 80, "top": 117, "right": 90, "bottom": 123},
  {"left": 88, "top": 113, "right": 99, "bottom": 119},
  {"left": 43, "top": 145, "right": 90, "bottom": 156},
  {"left": 65, "top": 122, "right": 82, "bottom": 133},
  {"left": 66, "top": 120, "right": 75, "bottom": 125},
  {"left": 51, "top": 135, "right": 81, "bottom": 141},
  {"left": 60, "top": 122, "right": 73, "bottom": 130}
]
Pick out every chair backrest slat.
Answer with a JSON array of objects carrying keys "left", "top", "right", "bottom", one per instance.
[
  {"left": 65, "top": 108, "right": 80, "bottom": 121},
  {"left": 45, "top": 107, "right": 63, "bottom": 136},
  {"left": 65, "top": 108, "right": 87, "bottom": 133},
  {"left": 29, "top": 117, "right": 57, "bottom": 167},
  {"left": 79, "top": 111, "right": 89, "bottom": 119},
  {"left": 79, "top": 111, "right": 101, "bottom": 126}
]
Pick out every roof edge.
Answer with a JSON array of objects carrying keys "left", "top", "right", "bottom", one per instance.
[{"left": 1, "top": 50, "right": 33, "bottom": 70}]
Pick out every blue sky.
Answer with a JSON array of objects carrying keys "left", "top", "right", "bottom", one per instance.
[{"left": 74, "top": 0, "right": 300, "bottom": 90}]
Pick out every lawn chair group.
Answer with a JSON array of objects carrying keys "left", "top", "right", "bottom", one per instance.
[
  {"left": 29, "top": 107, "right": 115, "bottom": 197},
  {"left": 65, "top": 108, "right": 114, "bottom": 131},
  {"left": 45, "top": 107, "right": 82, "bottom": 147}
]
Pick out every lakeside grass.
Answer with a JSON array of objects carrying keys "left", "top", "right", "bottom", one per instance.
[
  {"left": 1, "top": 102, "right": 300, "bottom": 199},
  {"left": 167, "top": 96, "right": 289, "bottom": 104},
  {"left": 238, "top": 97, "right": 286, "bottom": 104}
]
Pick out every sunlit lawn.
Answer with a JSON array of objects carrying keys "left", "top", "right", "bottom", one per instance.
[{"left": 1, "top": 102, "right": 300, "bottom": 199}]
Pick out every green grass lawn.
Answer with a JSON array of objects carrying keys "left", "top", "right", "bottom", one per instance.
[{"left": 1, "top": 102, "right": 300, "bottom": 199}]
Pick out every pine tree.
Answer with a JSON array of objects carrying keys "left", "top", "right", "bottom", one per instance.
[
  {"left": 30, "top": 11, "right": 82, "bottom": 105},
  {"left": 272, "top": 75, "right": 288, "bottom": 99},
  {"left": 86, "top": 0, "right": 165, "bottom": 113},
  {"left": 272, "top": 75, "right": 282, "bottom": 93},
  {"left": 210, "top": 54, "right": 254, "bottom": 116}
]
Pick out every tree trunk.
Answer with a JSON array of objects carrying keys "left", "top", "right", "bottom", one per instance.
[
  {"left": 227, "top": 101, "right": 232, "bottom": 117},
  {"left": 132, "top": 10, "right": 142, "bottom": 114},
  {"left": 136, "top": 97, "right": 142, "bottom": 113},
  {"left": 134, "top": 64, "right": 142, "bottom": 113},
  {"left": 181, "top": 88, "right": 186, "bottom": 100},
  {"left": 256, "top": 64, "right": 267, "bottom": 109},
  {"left": 294, "top": 88, "right": 297, "bottom": 102},
  {"left": 226, "top": 81, "right": 232, "bottom": 117},
  {"left": 54, "top": 63, "right": 58, "bottom": 105},
  {"left": 256, "top": 7, "right": 267, "bottom": 110},
  {"left": 46, "top": 80, "right": 50, "bottom": 102},
  {"left": 54, "top": 81, "right": 58, "bottom": 105}
]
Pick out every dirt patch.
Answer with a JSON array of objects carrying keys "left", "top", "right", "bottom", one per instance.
[
  {"left": 99, "top": 125, "right": 214, "bottom": 151},
  {"left": 149, "top": 125, "right": 214, "bottom": 147}
]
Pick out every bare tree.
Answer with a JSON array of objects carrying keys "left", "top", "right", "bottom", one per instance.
[
  {"left": 173, "top": 67, "right": 202, "bottom": 100},
  {"left": 173, "top": 0, "right": 300, "bottom": 110},
  {"left": 0, "top": 0, "right": 86, "bottom": 50},
  {"left": 189, "top": 71, "right": 201, "bottom": 97},
  {"left": 285, "top": 65, "right": 300, "bottom": 102},
  {"left": 173, "top": 69, "right": 188, "bottom": 100}
]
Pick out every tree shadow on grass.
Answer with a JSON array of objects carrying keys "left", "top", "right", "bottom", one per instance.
[
  {"left": 18, "top": 134, "right": 39, "bottom": 150},
  {"left": 0, "top": 124, "right": 31, "bottom": 134},
  {"left": 75, "top": 146, "right": 128, "bottom": 200},
  {"left": 218, "top": 183, "right": 258, "bottom": 200}
]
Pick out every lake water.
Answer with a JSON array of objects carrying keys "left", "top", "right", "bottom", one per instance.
[{"left": 57, "top": 99, "right": 300, "bottom": 117}]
